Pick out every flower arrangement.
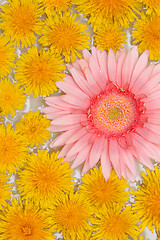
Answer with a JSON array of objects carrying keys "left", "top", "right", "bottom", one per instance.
[{"left": 0, "top": 0, "right": 160, "bottom": 239}]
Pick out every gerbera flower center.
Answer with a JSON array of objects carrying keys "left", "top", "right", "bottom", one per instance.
[
  {"left": 107, "top": 107, "right": 123, "bottom": 120},
  {"left": 21, "top": 225, "right": 32, "bottom": 236},
  {"left": 88, "top": 84, "right": 145, "bottom": 137}
]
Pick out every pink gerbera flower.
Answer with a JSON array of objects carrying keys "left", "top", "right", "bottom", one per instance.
[{"left": 43, "top": 47, "right": 160, "bottom": 181}]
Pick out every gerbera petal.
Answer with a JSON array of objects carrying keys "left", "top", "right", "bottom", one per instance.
[
  {"left": 82, "top": 49, "right": 91, "bottom": 62},
  {"left": 119, "top": 147, "right": 137, "bottom": 177},
  {"left": 61, "top": 95, "right": 90, "bottom": 109},
  {"left": 100, "top": 141, "right": 111, "bottom": 181},
  {"left": 84, "top": 68, "right": 102, "bottom": 95},
  {"left": 145, "top": 99, "right": 160, "bottom": 110},
  {"left": 131, "top": 64, "right": 154, "bottom": 94},
  {"left": 82, "top": 158, "right": 90, "bottom": 175},
  {"left": 134, "top": 71, "right": 160, "bottom": 96},
  {"left": 129, "top": 50, "right": 149, "bottom": 89},
  {"left": 63, "top": 154, "right": 77, "bottom": 163},
  {"left": 145, "top": 122, "right": 160, "bottom": 135},
  {"left": 66, "top": 127, "right": 87, "bottom": 144},
  {"left": 136, "top": 127, "right": 160, "bottom": 145},
  {"left": 116, "top": 51, "right": 126, "bottom": 87},
  {"left": 51, "top": 114, "right": 87, "bottom": 125},
  {"left": 66, "top": 133, "right": 93, "bottom": 157},
  {"left": 69, "top": 67, "right": 94, "bottom": 97},
  {"left": 89, "top": 54, "right": 106, "bottom": 90},
  {"left": 108, "top": 49, "right": 117, "bottom": 83},
  {"left": 150, "top": 63, "right": 160, "bottom": 78},
  {"left": 132, "top": 133, "right": 160, "bottom": 161},
  {"left": 125, "top": 167, "right": 136, "bottom": 182},
  {"left": 48, "top": 124, "right": 81, "bottom": 132},
  {"left": 71, "top": 144, "right": 92, "bottom": 169},
  {"left": 46, "top": 96, "right": 78, "bottom": 110},
  {"left": 97, "top": 49, "right": 108, "bottom": 82},
  {"left": 56, "top": 80, "right": 89, "bottom": 99},
  {"left": 131, "top": 147, "right": 154, "bottom": 170},
  {"left": 78, "top": 59, "right": 89, "bottom": 71},
  {"left": 89, "top": 136, "right": 105, "bottom": 169},
  {"left": 58, "top": 143, "right": 75, "bottom": 158},
  {"left": 109, "top": 139, "right": 121, "bottom": 178},
  {"left": 122, "top": 46, "right": 139, "bottom": 86},
  {"left": 50, "top": 129, "right": 79, "bottom": 147}
]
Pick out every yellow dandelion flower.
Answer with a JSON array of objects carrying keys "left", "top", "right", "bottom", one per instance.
[
  {"left": 74, "top": 0, "right": 140, "bottom": 30},
  {"left": 16, "top": 150, "right": 74, "bottom": 209},
  {"left": 94, "top": 23, "right": 127, "bottom": 52},
  {"left": 141, "top": 0, "right": 160, "bottom": 15},
  {"left": 80, "top": 166, "right": 129, "bottom": 209},
  {"left": 0, "top": 173, "right": 12, "bottom": 206},
  {"left": 15, "top": 47, "right": 65, "bottom": 97},
  {"left": 0, "top": 0, "right": 44, "bottom": 48},
  {"left": 0, "top": 197, "right": 55, "bottom": 240},
  {"left": 132, "top": 14, "right": 160, "bottom": 61},
  {"left": 16, "top": 111, "right": 51, "bottom": 147},
  {"left": 39, "top": 14, "right": 90, "bottom": 62},
  {"left": 133, "top": 167, "right": 160, "bottom": 232},
  {"left": 91, "top": 204, "right": 139, "bottom": 240},
  {"left": 0, "top": 37, "right": 16, "bottom": 77},
  {"left": 50, "top": 191, "right": 93, "bottom": 239},
  {"left": 42, "top": 0, "right": 72, "bottom": 16},
  {"left": 0, "top": 124, "right": 28, "bottom": 174},
  {"left": 0, "top": 79, "right": 25, "bottom": 116}
]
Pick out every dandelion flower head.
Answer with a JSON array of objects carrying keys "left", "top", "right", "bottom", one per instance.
[
  {"left": 80, "top": 166, "right": 129, "bottom": 209},
  {"left": 16, "top": 111, "right": 51, "bottom": 147},
  {"left": 94, "top": 22, "right": 127, "bottom": 52},
  {"left": 39, "top": 13, "right": 90, "bottom": 62},
  {"left": 0, "top": 124, "right": 28, "bottom": 174},
  {"left": 133, "top": 167, "right": 160, "bottom": 232},
  {"left": 0, "top": 79, "right": 25, "bottom": 117},
  {"left": 44, "top": 46, "right": 160, "bottom": 181},
  {"left": 50, "top": 191, "right": 93, "bottom": 239},
  {"left": 0, "top": 0, "right": 44, "bottom": 48},
  {"left": 74, "top": 0, "right": 140, "bottom": 30},
  {"left": 15, "top": 46, "right": 65, "bottom": 97},
  {"left": 16, "top": 150, "right": 74, "bottom": 208},
  {"left": 0, "top": 197, "right": 55, "bottom": 240},
  {"left": 91, "top": 204, "right": 139, "bottom": 240},
  {"left": 132, "top": 14, "right": 160, "bottom": 60}
]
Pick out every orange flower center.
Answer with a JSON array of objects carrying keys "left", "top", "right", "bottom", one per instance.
[
  {"left": 87, "top": 84, "right": 145, "bottom": 137},
  {"left": 9, "top": 4, "right": 36, "bottom": 35},
  {"left": 21, "top": 225, "right": 32, "bottom": 236}
]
